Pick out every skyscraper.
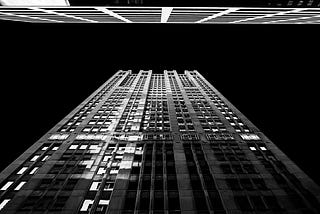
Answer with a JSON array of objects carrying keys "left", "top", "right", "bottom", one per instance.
[{"left": 0, "top": 70, "right": 319, "bottom": 214}]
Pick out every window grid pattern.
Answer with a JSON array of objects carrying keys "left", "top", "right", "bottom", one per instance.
[
  {"left": 168, "top": 74, "right": 195, "bottom": 133},
  {"left": 115, "top": 74, "right": 149, "bottom": 132},
  {"left": 185, "top": 88, "right": 228, "bottom": 133},
  {"left": 141, "top": 75, "right": 170, "bottom": 132},
  {"left": 0, "top": 143, "right": 62, "bottom": 211},
  {"left": 119, "top": 74, "right": 137, "bottom": 87},
  {"left": 82, "top": 88, "right": 130, "bottom": 133},
  {"left": 1, "top": 70, "right": 320, "bottom": 214},
  {"left": 123, "top": 142, "right": 181, "bottom": 213},
  {"left": 191, "top": 73, "right": 251, "bottom": 133},
  {"left": 59, "top": 73, "right": 123, "bottom": 132}
]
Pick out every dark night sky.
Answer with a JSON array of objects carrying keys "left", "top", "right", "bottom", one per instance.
[{"left": 0, "top": 21, "right": 319, "bottom": 186}]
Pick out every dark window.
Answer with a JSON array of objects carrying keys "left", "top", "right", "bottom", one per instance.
[
  {"left": 193, "top": 190, "right": 208, "bottom": 211},
  {"left": 234, "top": 196, "right": 252, "bottom": 211},
  {"left": 226, "top": 179, "right": 241, "bottom": 190},
  {"left": 264, "top": 196, "right": 282, "bottom": 211},
  {"left": 139, "top": 191, "right": 150, "bottom": 210},
  {"left": 34, "top": 196, "right": 54, "bottom": 211},
  {"left": 250, "top": 196, "right": 267, "bottom": 210},
  {"left": 207, "top": 191, "right": 225, "bottom": 211},
  {"left": 50, "top": 196, "right": 68, "bottom": 210},
  {"left": 240, "top": 178, "right": 254, "bottom": 190},
  {"left": 168, "top": 191, "right": 180, "bottom": 210},
  {"left": 252, "top": 178, "right": 268, "bottom": 190},
  {"left": 167, "top": 175, "right": 178, "bottom": 190},
  {"left": 124, "top": 191, "right": 137, "bottom": 210},
  {"left": 141, "top": 175, "right": 151, "bottom": 190},
  {"left": 154, "top": 191, "right": 164, "bottom": 210}
]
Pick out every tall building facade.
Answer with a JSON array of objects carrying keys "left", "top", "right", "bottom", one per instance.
[{"left": 0, "top": 70, "right": 319, "bottom": 214}]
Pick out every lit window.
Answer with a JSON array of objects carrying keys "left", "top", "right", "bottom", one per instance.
[
  {"left": 17, "top": 167, "right": 28, "bottom": 175},
  {"left": 99, "top": 200, "right": 109, "bottom": 205},
  {"left": 30, "top": 155, "right": 40, "bottom": 162},
  {"left": 240, "top": 134, "right": 260, "bottom": 140},
  {"left": 120, "top": 161, "right": 132, "bottom": 169},
  {"left": 110, "top": 169, "right": 119, "bottom": 174},
  {"left": 97, "top": 168, "right": 106, "bottom": 175},
  {"left": 0, "top": 199, "right": 10, "bottom": 211},
  {"left": 14, "top": 181, "right": 26, "bottom": 191},
  {"left": 42, "top": 146, "right": 49, "bottom": 151},
  {"left": 260, "top": 147, "right": 267, "bottom": 151},
  {"left": 90, "top": 182, "right": 100, "bottom": 191},
  {"left": 42, "top": 155, "right": 50, "bottom": 161},
  {"left": 69, "top": 145, "right": 78, "bottom": 150},
  {"left": 1, "top": 181, "right": 13, "bottom": 191},
  {"left": 83, "top": 128, "right": 90, "bottom": 132},
  {"left": 29, "top": 167, "right": 39, "bottom": 174},
  {"left": 103, "top": 155, "right": 112, "bottom": 162},
  {"left": 80, "top": 199, "right": 94, "bottom": 211},
  {"left": 52, "top": 147, "right": 59, "bottom": 151},
  {"left": 249, "top": 147, "right": 256, "bottom": 151},
  {"left": 80, "top": 145, "right": 88, "bottom": 150},
  {"left": 89, "top": 145, "right": 99, "bottom": 150}
]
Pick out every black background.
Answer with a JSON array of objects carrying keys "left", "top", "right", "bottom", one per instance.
[{"left": 0, "top": 21, "right": 319, "bottom": 185}]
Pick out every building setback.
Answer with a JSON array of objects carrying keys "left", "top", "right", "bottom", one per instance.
[{"left": 0, "top": 70, "right": 319, "bottom": 214}]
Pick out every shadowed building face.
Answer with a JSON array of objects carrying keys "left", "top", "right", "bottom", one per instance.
[{"left": 0, "top": 70, "right": 320, "bottom": 214}]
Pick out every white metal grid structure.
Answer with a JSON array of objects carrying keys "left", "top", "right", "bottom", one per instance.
[{"left": 0, "top": 7, "right": 320, "bottom": 23}]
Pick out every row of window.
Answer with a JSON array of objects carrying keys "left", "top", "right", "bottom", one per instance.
[
  {"left": 59, "top": 74, "right": 123, "bottom": 132},
  {"left": 0, "top": 143, "right": 62, "bottom": 211},
  {"left": 82, "top": 88, "right": 129, "bottom": 133},
  {"left": 191, "top": 74, "right": 251, "bottom": 133},
  {"left": 141, "top": 75, "right": 170, "bottom": 132},
  {"left": 115, "top": 75, "right": 148, "bottom": 132}
]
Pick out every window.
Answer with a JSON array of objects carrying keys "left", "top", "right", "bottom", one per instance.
[
  {"left": 167, "top": 191, "right": 180, "bottom": 210},
  {"left": 69, "top": 145, "right": 78, "bottom": 150},
  {"left": 226, "top": 179, "right": 242, "bottom": 190},
  {"left": 64, "top": 179, "right": 78, "bottom": 190},
  {"left": 90, "top": 182, "right": 100, "bottom": 191},
  {"left": 42, "top": 146, "right": 49, "bottom": 151},
  {"left": 17, "top": 167, "right": 28, "bottom": 174},
  {"left": 52, "top": 146, "right": 59, "bottom": 151},
  {"left": 80, "top": 199, "right": 94, "bottom": 211},
  {"left": 234, "top": 196, "right": 252, "bottom": 211},
  {"left": 240, "top": 134, "right": 260, "bottom": 140},
  {"left": 1, "top": 181, "right": 13, "bottom": 191},
  {"left": 264, "top": 196, "right": 281, "bottom": 210},
  {"left": 29, "top": 167, "right": 39, "bottom": 174},
  {"left": 0, "top": 199, "right": 10, "bottom": 211},
  {"left": 14, "top": 181, "right": 27, "bottom": 190},
  {"left": 80, "top": 145, "right": 88, "bottom": 150},
  {"left": 97, "top": 168, "right": 106, "bottom": 175},
  {"left": 42, "top": 155, "right": 50, "bottom": 161},
  {"left": 30, "top": 155, "right": 40, "bottom": 162},
  {"left": 51, "top": 196, "right": 68, "bottom": 211},
  {"left": 250, "top": 196, "right": 267, "bottom": 210}
]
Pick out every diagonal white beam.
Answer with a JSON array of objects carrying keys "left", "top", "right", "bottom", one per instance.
[
  {"left": 196, "top": 8, "right": 238, "bottom": 23},
  {"left": 263, "top": 14, "right": 320, "bottom": 23},
  {"left": 231, "top": 8, "right": 304, "bottom": 23},
  {"left": 30, "top": 7, "right": 98, "bottom": 23},
  {"left": 0, "top": 11, "right": 62, "bottom": 22},
  {"left": 96, "top": 7, "right": 132, "bottom": 23},
  {"left": 161, "top": 7, "right": 173, "bottom": 23}
]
